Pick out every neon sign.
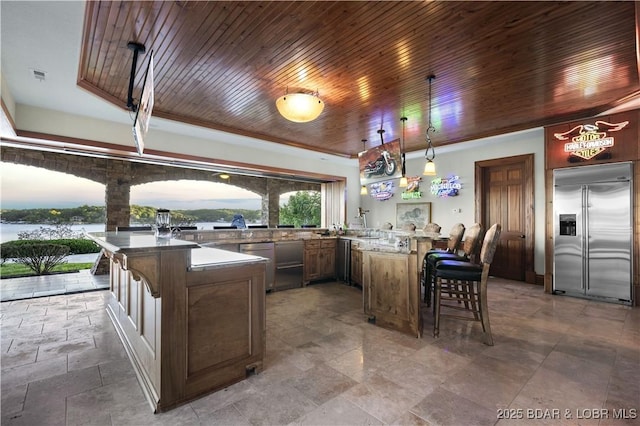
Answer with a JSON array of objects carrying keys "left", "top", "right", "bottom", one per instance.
[
  {"left": 431, "top": 175, "right": 461, "bottom": 197},
  {"left": 401, "top": 176, "right": 422, "bottom": 200},
  {"left": 554, "top": 120, "right": 629, "bottom": 160},
  {"left": 369, "top": 180, "right": 395, "bottom": 201}
]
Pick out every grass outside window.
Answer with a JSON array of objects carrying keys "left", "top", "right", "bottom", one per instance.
[{"left": 0, "top": 262, "right": 94, "bottom": 278}]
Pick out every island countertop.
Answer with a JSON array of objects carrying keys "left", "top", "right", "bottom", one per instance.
[
  {"left": 87, "top": 232, "right": 267, "bottom": 270},
  {"left": 87, "top": 231, "right": 200, "bottom": 253},
  {"left": 190, "top": 247, "right": 266, "bottom": 270}
]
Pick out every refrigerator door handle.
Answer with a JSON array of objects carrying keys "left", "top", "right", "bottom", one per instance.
[{"left": 583, "top": 185, "right": 589, "bottom": 291}]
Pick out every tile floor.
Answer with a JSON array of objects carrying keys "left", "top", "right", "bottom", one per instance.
[
  {"left": 1, "top": 278, "right": 638, "bottom": 426},
  {"left": 0, "top": 269, "right": 109, "bottom": 302}
]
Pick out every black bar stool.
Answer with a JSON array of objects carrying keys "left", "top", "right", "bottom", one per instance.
[
  {"left": 423, "top": 223, "right": 484, "bottom": 306},
  {"left": 420, "top": 223, "right": 466, "bottom": 305}
]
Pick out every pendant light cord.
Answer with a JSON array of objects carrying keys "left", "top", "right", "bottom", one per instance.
[
  {"left": 425, "top": 75, "right": 436, "bottom": 161},
  {"left": 377, "top": 128, "right": 385, "bottom": 145},
  {"left": 400, "top": 117, "right": 407, "bottom": 177}
]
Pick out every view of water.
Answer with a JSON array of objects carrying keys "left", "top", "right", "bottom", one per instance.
[{"left": 0, "top": 222, "right": 229, "bottom": 243}]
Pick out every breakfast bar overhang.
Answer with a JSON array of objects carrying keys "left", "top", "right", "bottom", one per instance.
[{"left": 87, "top": 232, "right": 267, "bottom": 413}]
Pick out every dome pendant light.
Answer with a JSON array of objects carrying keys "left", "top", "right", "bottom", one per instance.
[
  {"left": 399, "top": 116, "right": 408, "bottom": 187},
  {"left": 423, "top": 75, "right": 437, "bottom": 176},
  {"left": 275, "top": 88, "right": 324, "bottom": 123}
]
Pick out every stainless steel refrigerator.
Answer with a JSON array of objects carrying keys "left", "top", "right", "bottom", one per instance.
[{"left": 553, "top": 162, "right": 633, "bottom": 304}]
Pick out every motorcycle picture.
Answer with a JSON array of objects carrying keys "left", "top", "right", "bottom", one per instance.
[
  {"left": 363, "top": 149, "right": 397, "bottom": 178},
  {"left": 358, "top": 138, "right": 402, "bottom": 185}
]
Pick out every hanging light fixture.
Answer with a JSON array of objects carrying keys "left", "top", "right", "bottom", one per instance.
[
  {"left": 275, "top": 88, "right": 324, "bottom": 123},
  {"left": 399, "top": 116, "right": 408, "bottom": 187},
  {"left": 360, "top": 139, "right": 368, "bottom": 195},
  {"left": 423, "top": 75, "right": 437, "bottom": 176}
]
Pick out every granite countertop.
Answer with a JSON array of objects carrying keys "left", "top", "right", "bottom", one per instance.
[
  {"left": 189, "top": 247, "right": 267, "bottom": 270},
  {"left": 87, "top": 231, "right": 200, "bottom": 253}
]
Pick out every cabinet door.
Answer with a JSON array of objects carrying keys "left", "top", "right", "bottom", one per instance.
[
  {"left": 319, "top": 240, "right": 336, "bottom": 279},
  {"left": 350, "top": 249, "right": 362, "bottom": 285},
  {"left": 303, "top": 242, "right": 321, "bottom": 282},
  {"left": 321, "top": 250, "right": 336, "bottom": 279},
  {"left": 362, "top": 251, "right": 421, "bottom": 337}
]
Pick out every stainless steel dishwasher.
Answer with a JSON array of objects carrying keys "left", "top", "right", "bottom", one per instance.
[
  {"left": 239, "top": 242, "right": 275, "bottom": 291},
  {"left": 274, "top": 241, "right": 304, "bottom": 290}
]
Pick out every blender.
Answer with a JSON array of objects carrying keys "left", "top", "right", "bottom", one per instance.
[{"left": 155, "top": 209, "right": 172, "bottom": 239}]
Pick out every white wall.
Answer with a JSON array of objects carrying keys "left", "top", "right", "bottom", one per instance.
[{"left": 356, "top": 128, "right": 546, "bottom": 275}]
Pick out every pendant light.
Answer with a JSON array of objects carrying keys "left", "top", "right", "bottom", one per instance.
[
  {"left": 360, "top": 139, "right": 368, "bottom": 195},
  {"left": 423, "top": 75, "right": 437, "bottom": 176},
  {"left": 399, "top": 116, "right": 408, "bottom": 187}
]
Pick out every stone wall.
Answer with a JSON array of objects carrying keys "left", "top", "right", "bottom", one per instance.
[{"left": 1, "top": 146, "right": 320, "bottom": 228}]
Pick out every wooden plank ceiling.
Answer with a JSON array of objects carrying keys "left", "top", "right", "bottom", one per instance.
[{"left": 78, "top": 1, "right": 639, "bottom": 158}]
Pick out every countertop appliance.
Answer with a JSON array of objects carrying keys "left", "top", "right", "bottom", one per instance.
[
  {"left": 274, "top": 241, "right": 303, "bottom": 290},
  {"left": 553, "top": 162, "right": 633, "bottom": 304},
  {"left": 337, "top": 238, "right": 351, "bottom": 284},
  {"left": 239, "top": 242, "right": 275, "bottom": 291}
]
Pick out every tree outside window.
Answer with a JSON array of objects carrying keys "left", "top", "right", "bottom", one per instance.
[{"left": 279, "top": 191, "right": 320, "bottom": 227}]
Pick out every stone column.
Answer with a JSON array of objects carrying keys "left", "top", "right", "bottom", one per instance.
[
  {"left": 105, "top": 160, "right": 132, "bottom": 231},
  {"left": 266, "top": 181, "right": 280, "bottom": 228}
]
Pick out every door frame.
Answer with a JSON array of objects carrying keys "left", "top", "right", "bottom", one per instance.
[{"left": 474, "top": 154, "right": 536, "bottom": 284}]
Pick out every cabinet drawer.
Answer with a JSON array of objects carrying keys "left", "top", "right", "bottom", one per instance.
[
  {"left": 320, "top": 240, "right": 336, "bottom": 249},
  {"left": 305, "top": 240, "right": 321, "bottom": 249}
]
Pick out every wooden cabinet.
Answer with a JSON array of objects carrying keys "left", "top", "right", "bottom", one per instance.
[
  {"left": 303, "top": 239, "right": 337, "bottom": 283},
  {"left": 362, "top": 250, "right": 421, "bottom": 338},
  {"left": 350, "top": 244, "right": 363, "bottom": 286},
  {"left": 89, "top": 234, "right": 266, "bottom": 413}
]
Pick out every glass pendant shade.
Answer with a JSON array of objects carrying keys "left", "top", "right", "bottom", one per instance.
[
  {"left": 423, "top": 160, "right": 436, "bottom": 176},
  {"left": 275, "top": 92, "right": 324, "bottom": 122},
  {"left": 360, "top": 185, "right": 368, "bottom": 195},
  {"left": 399, "top": 176, "right": 408, "bottom": 187}
]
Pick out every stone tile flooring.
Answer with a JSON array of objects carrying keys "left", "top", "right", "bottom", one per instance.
[
  {"left": 1, "top": 270, "right": 109, "bottom": 302},
  {"left": 1, "top": 279, "right": 638, "bottom": 425}
]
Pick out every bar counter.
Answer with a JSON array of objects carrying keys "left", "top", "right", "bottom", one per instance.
[
  {"left": 351, "top": 231, "right": 439, "bottom": 338},
  {"left": 87, "top": 232, "right": 267, "bottom": 413}
]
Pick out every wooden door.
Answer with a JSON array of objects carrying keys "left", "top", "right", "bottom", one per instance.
[{"left": 475, "top": 154, "right": 535, "bottom": 283}]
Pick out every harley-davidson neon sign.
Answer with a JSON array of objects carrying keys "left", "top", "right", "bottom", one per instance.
[{"left": 553, "top": 120, "right": 629, "bottom": 160}]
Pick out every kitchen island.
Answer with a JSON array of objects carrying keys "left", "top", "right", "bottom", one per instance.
[
  {"left": 355, "top": 231, "right": 438, "bottom": 338},
  {"left": 87, "top": 232, "right": 267, "bottom": 413}
]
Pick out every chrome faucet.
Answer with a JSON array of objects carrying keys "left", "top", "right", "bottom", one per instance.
[{"left": 357, "top": 207, "right": 369, "bottom": 228}]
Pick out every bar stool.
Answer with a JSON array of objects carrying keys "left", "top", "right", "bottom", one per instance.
[
  {"left": 422, "top": 223, "right": 484, "bottom": 306},
  {"left": 420, "top": 223, "right": 466, "bottom": 304},
  {"left": 423, "top": 223, "right": 442, "bottom": 234},
  {"left": 432, "top": 223, "right": 501, "bottom": 345}
]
